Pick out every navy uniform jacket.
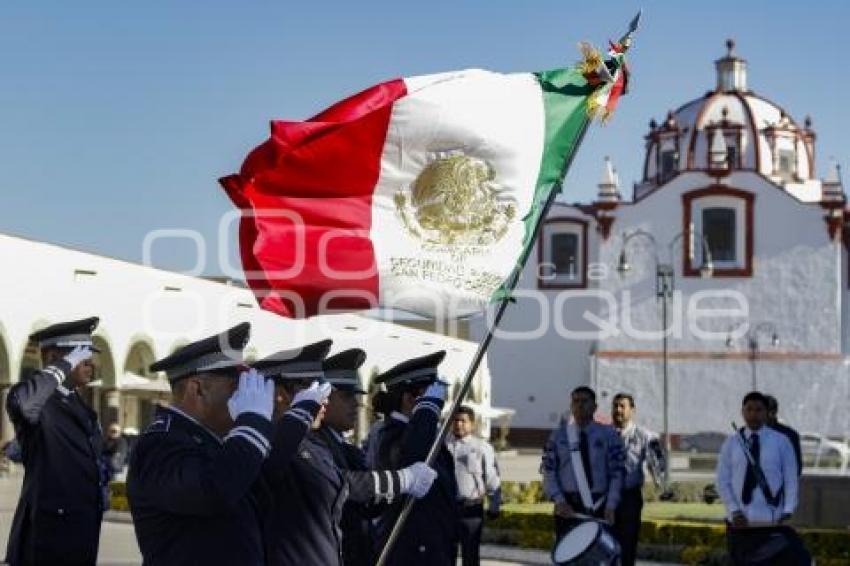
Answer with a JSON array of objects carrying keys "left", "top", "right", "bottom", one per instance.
[
  {"left": 127, "top": 405, "right": 293, "bottom": 566},
  {"left": 369, "top": 403, "right": 458, "bottom": 566},
  {"left": 263, "top": 425, "right": 397, "bottom": 566},
  {"left": 5, "top": 360, "right": 106, "bottom": 566},
  {"left": 316, "top": 426, "right": 379, "bottom": 566}
]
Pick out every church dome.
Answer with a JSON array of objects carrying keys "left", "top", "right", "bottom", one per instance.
[{"left": 637, "top": 40, "right": 819, "bottom": 201}]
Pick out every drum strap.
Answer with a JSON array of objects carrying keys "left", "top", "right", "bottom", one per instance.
[{"left": 567, "top": 424, "right": 604, "bottom": 511}]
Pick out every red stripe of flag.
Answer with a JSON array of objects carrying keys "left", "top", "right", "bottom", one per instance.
[{"left": 220, "top": 79, "right": 408, "bottom": 317}]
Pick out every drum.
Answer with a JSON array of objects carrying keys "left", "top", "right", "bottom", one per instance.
[
  {"left": 726, "top": 524, "right": 812, "bottom": 566},
  {"left": 552, "top": 519, "right": 621, "bottom": 565}
]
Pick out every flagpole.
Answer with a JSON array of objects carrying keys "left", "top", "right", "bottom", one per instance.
[{"left": 375, "top": 117, "right": 592, "bottom": 566}]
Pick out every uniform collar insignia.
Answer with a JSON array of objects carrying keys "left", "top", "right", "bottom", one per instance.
[
  {"left": 164, "top": 405, "right": 223, "bottom": 444},
  {"left": 326, "top": 427, "right": 346, "bottom": 445},
  {"left": 144, "top": 414, "right": 172, "bottom": 434}
]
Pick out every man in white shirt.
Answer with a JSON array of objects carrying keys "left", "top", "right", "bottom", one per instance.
[
  {"left": 716, "top": 392, "right": 811, "bottom": 565},
  {"left": 446, "top": 405, "right": 501, "bottom": 566},
  {"left": 611, "top": 393, "right": 664, "bottom": 566}
]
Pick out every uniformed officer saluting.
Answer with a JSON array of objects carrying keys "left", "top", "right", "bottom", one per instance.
[
  {"left": 366, "top": 351, "right": 458, "bottom": 566},
  {"left": 128, "top": 323, "right": 297, "bottom": 566},
  {"left": 256, "top": 341, "right": 437, "bottom": 566},
  {"left": 6, "top": 317, "right": 106, "bottom": 566},
  {"left": 316, "top": 348, "right": 380, "bottom": 566}
]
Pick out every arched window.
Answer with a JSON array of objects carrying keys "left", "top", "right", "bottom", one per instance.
[
  {"left": 702, "top": 207, "right": 737, "bottom": 262},
  {"left": 777, "top": 148, "right": 796, "bottom": 181},
  {"left": 682, "top": 187, "right": 754, "bottom": 277},
  {"left": 659, "top": 147, "right": 678, "bottom": 183},
  {"left": 724, "top": 133, "right": 739, "bottom": 169},
  {"left": 538, "top": 218, "right": 587, "bottom": 288},
  {"left": 705, "top": 125, "right": 743, "bottom": 170}
]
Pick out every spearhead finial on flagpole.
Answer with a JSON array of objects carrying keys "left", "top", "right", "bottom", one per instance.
[{"left": 616, "top": 9, "right": 642, "bottom": 52}]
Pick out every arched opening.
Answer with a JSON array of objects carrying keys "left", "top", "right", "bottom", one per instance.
[
  {"left": 124, "top": 341, "right": 155, "bottom": 377},
  {"left": 0, "top": 330, "right": 12, "bottom": 444},
  {"left": 120, "top": 340, "right": 161, "bottom": 433},
  {"left": 89, "top": 335, "right": 117, "bottom": 425},
  {"left": 0, "top": 335, "right": 9, "bottom": 386},
  {"left": 19, "top": 319, "right": 51, "bottom": 379},
  {"left": 168, "top": 340, "right": 190, "bottom": 356},
  {"left": 19, "top": 342, "right": 41, "bottom": 377}
]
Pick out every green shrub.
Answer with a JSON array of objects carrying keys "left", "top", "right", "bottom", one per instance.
[
  {"left": 646, "top": 520, "right": 726, "bottom": 547},
  {"left": 109, "top": 481, "right": 129, "bottom": 512},
  {"left": 517, "top": 528, "right": 555, "bottom": 550},
  {"left": 485, "top": 509, "right": 850, "bottom": 563},
  {"left": 109, "top": 480, "right": 126, "bottom": 498},
  {"left": 642, "top": 481, "right": 715, "bottom": 503},
  {"left": 499, "top": 480, "right": 547, "bottom": 504},
  {"left": 502, "top": 479, "right": 719, "bottom": 505},
  {"left": 111, "top": 495, "right": 130, "bottom": 512},
  {"left": 680, "top": 545, "right": 728, "bottom": 565}
]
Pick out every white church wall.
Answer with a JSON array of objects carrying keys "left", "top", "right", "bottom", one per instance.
[
  {"left": 593, "top": 171, "right": 844, "bottom": 434},
  {"left": 595, "top": 357, "right": 850, "bottom": 436},
  {"left": 472, "top": 204, "right": 599, "bottom": 430},
  {"left": 598, "top": 171, "right": 839, "bottom": 353},
  {"left": 477, "top": 169, "right": 846, "bottom": 437},
  {"left": 843, "top": 245, "right": 850, "bottom": 354}
]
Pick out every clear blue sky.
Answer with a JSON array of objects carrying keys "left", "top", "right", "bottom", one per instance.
[{"left": 1, "top": 0, "right": 846, "bottom": 275}]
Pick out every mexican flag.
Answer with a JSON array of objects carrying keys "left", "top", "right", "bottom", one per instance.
[{"left": 221, "top": 66, "right": 603, "bottom": 319}]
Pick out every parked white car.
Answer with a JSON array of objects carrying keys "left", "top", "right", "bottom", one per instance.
[{"left": 800, "top": 433, "right": 850, "bottom": 473}]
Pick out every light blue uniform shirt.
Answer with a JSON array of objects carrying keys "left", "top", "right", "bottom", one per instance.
[{"left": 541, "top": 421, "right": 625, "bottom": 511}]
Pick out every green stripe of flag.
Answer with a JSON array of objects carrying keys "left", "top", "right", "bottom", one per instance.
[{"left": 492, "top": 68, "right": 593, "bottom": 301}]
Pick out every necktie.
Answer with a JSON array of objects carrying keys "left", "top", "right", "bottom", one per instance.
[
  {"left": 580, "top": 430, "right": 594, "bottom": 491},
  {"left": 742, "top": 432, "right": 760, "bottom": 505}
]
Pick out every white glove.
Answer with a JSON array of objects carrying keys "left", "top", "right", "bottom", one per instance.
[
  {"left": 419, "top": 381, "right": 447, "bottom": 402},
  {"left": 399, "top": 461, "right": 438, "bottom": 499},
  {"left": 292, "top": 381, "right": 333, "bottom": 407},
  {"left": 63, "top": 346, "right": 93, "bottom": 370},
  {"left": 227, "top": 369, "right": 274, "bottom": 421}
]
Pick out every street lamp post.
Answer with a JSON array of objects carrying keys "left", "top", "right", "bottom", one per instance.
[
  {"left": 726, "top": 321, "right": 780, "bottom": 391},
  {"left": 617, "top": 229, "right": 714, "bottom": 486}
]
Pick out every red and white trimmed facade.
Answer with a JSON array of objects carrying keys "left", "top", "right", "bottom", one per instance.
[{"left": 475, "top": 41, "right": 850, "bottom": 443}]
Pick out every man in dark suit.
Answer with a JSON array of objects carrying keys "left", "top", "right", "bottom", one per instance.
[{"left": 5, "top": 317, "right": 106, "bottom": 566}]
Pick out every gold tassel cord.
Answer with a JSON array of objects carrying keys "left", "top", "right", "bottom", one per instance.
[{"left": 577, "top": 41, "right": 603, "bottom": 76}]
